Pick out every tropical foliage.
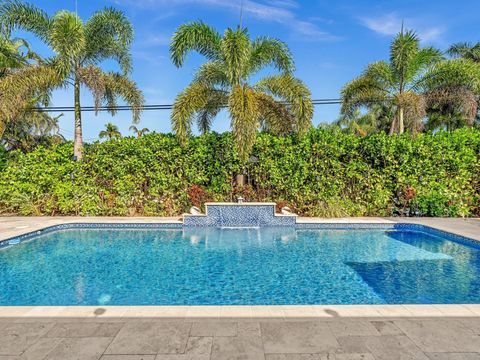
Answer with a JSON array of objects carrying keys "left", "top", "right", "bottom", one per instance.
[
  {"left": 0, "top": 33, "right": 60, "bottom": 139},
  {"left": 129, "top": 125, "right": 150, "bottom": 138},
  {"left": 99, "top": 122, "right": 121, "bottom": 140},
  {"left": 170, "top": 21, "right": 313, "bottom": 161},
  {"left": 0, "top": 1, "right": 479, "bottom": 219},
  {"left": 341, "top": 29, "right": 480, "bottom": 135},
  {"left": 0, "top": 128, "right": 478, "bottom": 217},
  {"left": 0, "top": 0, "right": 144, "bottom": 159},
  {"left": 2, "top": 111, "right": 64, "bottom": 151},
  {"left": 448, "top": 42, "right": 480, "bottom": 62}
]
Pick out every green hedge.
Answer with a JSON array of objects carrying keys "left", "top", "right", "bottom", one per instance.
[{"left": 0, "top": 128, "right": 479, "bottom": 217}]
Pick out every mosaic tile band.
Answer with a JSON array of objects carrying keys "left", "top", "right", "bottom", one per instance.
[{"left": 183, "top": 203, "right": 296, "bottom": 227}]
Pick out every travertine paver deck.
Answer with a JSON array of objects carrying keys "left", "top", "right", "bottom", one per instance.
[{"left": 0, "top": 315, "right": 480, "bottom": 359}]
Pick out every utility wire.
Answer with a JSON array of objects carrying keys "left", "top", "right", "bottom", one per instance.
[{"left": 30, "top": 99, "right": 343, "bottom": 113}]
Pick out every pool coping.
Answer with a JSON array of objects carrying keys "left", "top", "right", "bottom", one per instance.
[
  {"left": 0, "top": 217, "right": 479, "bottom": 318},
  {"left": 0, "top": 304, "right": 479, "bottom": 319}
]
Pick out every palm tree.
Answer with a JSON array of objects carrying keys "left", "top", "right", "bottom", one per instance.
[
  {"left": 2, "top": 111, "right": 64, "bottom": 151},
  {"left": 129, "top": 125, "right": 149, "bottom": 138},
  {"left": 0, "top": 1, "right": 144, "bottom": 160},
  {"left": 99, "top": 122, "right": 121, "bottom": 140},
  {"left": 448, "top": 42, "right": 480, "bottom": 62},
  {"left": 170, "top": 21, "right": 313, "bottom": 162},
  {"left": 342, "top": 30, "right": 480, "bottom": 135},
  {"left": 0, "top": 33, "right": 58, "bottom": 138},
  {"left": 341, "top": 30, "right": 444, "bottom": 135},
  {"left": 333, "top": 105, "right": 393, "bottom": 136}
]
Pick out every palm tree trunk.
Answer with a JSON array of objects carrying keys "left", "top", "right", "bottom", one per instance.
[
  {"left": 73, "top": 77, "right": 83, "bottom": 160},
  {"left": 398, "top": 106, "right": 405, "bottom": 134},
  {"left": 0, "top": 121, "right": 6, "bottom": 140},
  {"left": 389, "top": 117, "right": 397, "bottom": 135}
]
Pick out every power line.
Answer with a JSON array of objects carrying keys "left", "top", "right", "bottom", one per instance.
[{"left": 29, "top": 99, "right": 343, "bottom": 113}]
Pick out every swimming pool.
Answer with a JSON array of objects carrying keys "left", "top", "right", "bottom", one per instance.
[{"left": 1, "top": 224, "right": 479, "bottom": 305}]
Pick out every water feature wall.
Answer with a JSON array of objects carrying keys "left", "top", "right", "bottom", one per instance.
[{"left": 183, "top": 203, "right": 296, "bottom": 227}]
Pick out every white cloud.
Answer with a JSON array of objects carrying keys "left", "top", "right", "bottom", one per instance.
[
  {"left": 132, "top": 50, "right": 167, "bottom": 66},
  {"left": 360, "top": 12, "right": 445, "bottom": 43},
  {"left": 142, "top": 34, "right": 171, "bottom": 46},
  {"left": 265, "top": 0, "right": 298, "bottom": 8},
  {"left": 113, "top": 0, "right": 337, "bottom": 41}
]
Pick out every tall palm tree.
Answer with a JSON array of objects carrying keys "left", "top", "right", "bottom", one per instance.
[
  {"left": 341, "top": 30, "right": 443, "bottom": 135},
  {"left": 342, "top": 30, "right": 480, "bottom": 135},
  {"left": 129, "top": 125, "right": 149, "bottom": 138},
  {"left": 0, "top": 1, "right": 144, "bottom": 159},
  {"left": 99, "top": 122, "right": 121, "bottom": 140},
  {"left": 170, "top": 22, "right": 313, "bottom": 162}
]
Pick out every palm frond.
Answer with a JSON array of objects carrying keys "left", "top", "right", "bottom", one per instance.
[
  {"left": 425, "top": 86, "right": 478, "bottom": 128},
  {"left": 255, "top": 92, "right": 294, "bottom": 135},
  {"left": 171, "top": 81, "right": 211, "bottom": 143},
  {"left": 50, "top": 11, "right": 86, "bottom": 65},
  {"left": 341, "top": 75, "right": 391, "bottom": 117},
  {"left": 418, "top": 59, "right": 480, "bottom": 93},
  {"left": 406, "top": 47, "right": 443, "bottom": 87},
  {"left": 194, "top": 60, "right": 229, "bottom": 89},
  {"left": 170, "top": 21, "right": 222, "bottom": 67},
  {"left": 255, "top": 74, "right": 313, "bottom": 134},
  {"left": 448, "top": 42, "right": 480, "bottom": 62},
  {"left": 104, "top": 72, "right": 144, "bottom": 123},
  {"left": 84, "top": 7, "right": 133, "bottom": 74},
  {"left": 76, "top": 65, "right": 143, "bottom": 122},
  {"left": 390, "top": 30, "right": 419, "bottom": 85},
  {"left": 0, "top": 35, "right": 27, "bottom": 70},
  {"left": 363, "top": 61, "right": 395, "bottom": 92},
  {"left": 221, "top": 28, "right": 251, "bottom": 85},
  {"left": 75, "top": 65, "right": 106, "bottom": 112},
  {"left": 0, "top": 0, "right": 51, "bottom": 41},
  {"left": 196, "top": 90, "right": 227, "bottom": 134},
  {"left": 0, "top": 65, "right": 61, "bottom": 137},
  {"left": 249, "top": 37, "right": 294, "bottom": 74},
  {"left": 229, "top": 84, "right": 260, "bottom": 163},
  {"left": 129, "top": 126, "right": 149, "bottom": 137}
]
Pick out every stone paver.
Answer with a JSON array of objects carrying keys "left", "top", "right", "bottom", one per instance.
[
  {"left": 105, "top": 321, "right": 191, "bottom": 355},
  {"left": 211, "top": 333, "right": 264, "bottom": 360},
  {"left": 262, "top": 321, "right": 339, "bottom": 354},
  {"left": 0, "top": 317, "right": 478, "bottom": 359},
  {"left": 0, "top": 322, "right": 54, "bottom": 356},
  {"left": 394, "top": 319, "right": 480, "bottom": 353},
  {"left": 336, "top": 334, "right": 429, "bottom": 360},
  {"left": 44, "top": 337, "right": 114, "bottom": 360},
  {"left": 190, "top": 322, "right": 237, "bottom": 337},
  {"left": 100, "top": 356, "right": 156, "bottom": 360},
  {"left": 426, "top": 354, "right": 480, "bottom": 360},
  {"left": 45, "top": 322, "right": 124, "bottom": 338}
]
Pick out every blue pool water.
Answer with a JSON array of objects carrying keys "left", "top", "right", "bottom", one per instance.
[{"left": 1, "top": 226, "right": 480, "bottom": 305}]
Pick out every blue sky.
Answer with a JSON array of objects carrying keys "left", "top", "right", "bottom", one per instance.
[{"left": 16, "top": 0, "right": 480, "bottom": 141}]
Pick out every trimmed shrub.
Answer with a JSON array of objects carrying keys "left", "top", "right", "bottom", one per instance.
[{"left": 0, "top": 128, "right": 478, "bottom": 217}]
